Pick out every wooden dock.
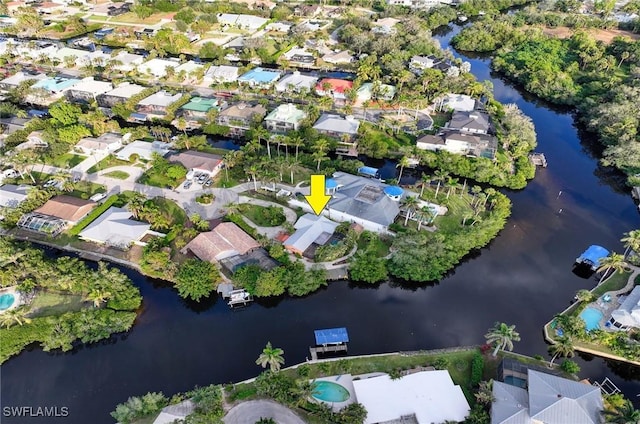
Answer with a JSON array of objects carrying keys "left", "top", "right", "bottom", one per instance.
[
  {"left": 227, "top": 289, "right": 253, "bottom": 307},
  {"left": 309, "top": 344, "right": 348, "bottom": 361},
  {"left": 529, "top": 152, "right": 547, "bottom": 167}
]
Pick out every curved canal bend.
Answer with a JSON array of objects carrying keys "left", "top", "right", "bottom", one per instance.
[{"left": 3, "top": 22, "right": 640, "bottom": 423}]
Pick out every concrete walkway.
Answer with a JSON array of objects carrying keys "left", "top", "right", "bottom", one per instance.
[{"left": 223, "top": 400, "right": 305, "bottom": 424}]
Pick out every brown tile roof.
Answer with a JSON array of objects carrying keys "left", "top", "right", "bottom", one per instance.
[
  {"left": 35, "top": 195, "right": 96, "bottom": 222},
  {"left": 184, "top": 222, "right": 259, "bottom": 262},
  {"left": 168, "top": 151, "right": 222, "bottom": 173}
]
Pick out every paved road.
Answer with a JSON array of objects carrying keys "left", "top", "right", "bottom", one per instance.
[{"left": 223, "top": 400, "right": 305, "bottom": 424}]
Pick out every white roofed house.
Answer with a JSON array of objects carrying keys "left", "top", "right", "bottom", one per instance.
[
  {"left": 217, "top": 13, "right": 269, "bottom": 31},
  {"left": 284, "top": 213, "right": 339, "bottom": 256},
  {"left": 174, "top": 61, "right": 205, "bottom": 82},
  {"left": 312, "top": 114, "right": 360, "bottom": 156},
  {"left": 204, "top": 65, "right": 239, "bottom": 84},
  {"left": 0, "top": 184, "right": 31, "bottom": 218},
  {"left": 134, "top": 90, "right": 182, "bottom": 121},
  {"left": 137, "top": 58, "right": 180, "bottom": 78},
  {"left": 115, "top": 140, "right": 172, "bottom": 161},
  {"left": 79, "top": 207, "right": 163, "bottom": 249},
  {"left": 75, "top": 132, "right": 126, "bottom": 155},
  {"left": 0, "top": 71, "right": 47, "bottom": 91},
  {"left": 447, "top": 110, "right": 491, "bottom": 134},
  {"left": 217, "top": 102, "right": 267, "bottom": 137},
  {"left": 97, "top": 82, "right": 147, "bottom": 108},
  {"left": 65, "top": 77, "right": 114, "bottom": 104},
  {"left": 409, "top": 55, "right": 437, "bottom": 74},
  {"left": 15, "top": 130, "right": 48, "bottom": 151},
  {"left": 608, "top": 286, "right": 640, "bottom": 330},
  {"left": 264, "top": 104, "right": 307, "bottom": 134},
  {"left": 437, "top": 93, "right": 477, "bottom": 112},
  {"left": 110, "top": 51, "right": 145, "bottom": 72},
  {"left": 52, "top": 47, "right": 93, "bottom": 68},
  {"left": 275, "top": 71, "right": 318, "bottom": 93},
  {"left": 416, "top": 131, "right": 497, "bottom": 159}
]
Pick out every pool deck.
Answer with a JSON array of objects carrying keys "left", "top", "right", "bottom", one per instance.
[
  {"left": 0, "top": 286, "right": 21, "bottom": 314},
  {"left": 311, "top": 375, "right": 356, "bottom": 412}
]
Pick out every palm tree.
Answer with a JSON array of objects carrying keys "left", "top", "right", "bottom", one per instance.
[
  {"left": 621, "top": 229, "right": 640, "bottom": 257},
  {"left": 87, "top": 288, "right": 112, "bottom": 307},
  {"left": 419, "top": 173, "right": 431, "bottom": 198},
  {"left": 255, "top": 341, "right": 285, "bottom": 372},
  {"left": 127, "top": 192, "right": 147, "bottom": 219},
  {"left": 548, "top": 336, "right": 575, "bottom": 367},
  {"left": 433, "top": 169, "right": 448, "bottom": 198},
  {"left": 446, "top": 176, "right": 459, "bottom": 199},
  {"left": 311, "top": 150, "right": 327, "bottom": 172},
  {"left": 175, "top": 117, "right": 188, "bottom": 137},
  {"left": 603, "top": 400, "right": 640, "bottom": 424},
  {"left": 253, "top": 126, "right": 271, "bottom": 159},
  {"left": 223, "top": 150, "right": 241, "bottom": 183},
  {"left": 290, "top": 135, "right": 304, "bottom": 161},
  {"left": 597, "top": 253, "right": 628, "bottom": 284},
  {"left": 224, "top": 202, "right": 241, "bottom": 216},
  {"left": 0, "top": 307, "right": 32, "bottom": 328},
  {"left": 474, "top": 380, "right": 494, "bottom": 405},
  {"left": 246, "top": 164, "right": 260, "bottom": 191},
  {"left": 485, "top": 322, "right": 521, "bottom": 357},
  {"left": 402, "top": 196, "right": 420, "bottom": 226},
  {"left": 575, "top": 289, "right": 595, "bottom": 303},
  {"left": 396, "top": 156, "right": 411, "bottom": 184}
]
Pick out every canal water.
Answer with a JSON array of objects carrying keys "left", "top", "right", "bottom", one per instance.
[{"left": 2, "top": 22, "right": 640, "bottom": 423}]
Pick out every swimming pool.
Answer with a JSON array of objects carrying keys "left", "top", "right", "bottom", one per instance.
[
  {"left": 580, "top": 307, "right": 604, "bottom": 331},
  {"left": 504, "top": 375, "right": 527, "bottom": 388},
  {"left": 311, "top": 381, "right": 350, "bottom": 403},
  {"left": 0, "top": 293, "right": 15, "bottom": 311}
]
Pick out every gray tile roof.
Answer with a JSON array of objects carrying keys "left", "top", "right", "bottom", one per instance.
[
  {"left": 285, "top": 213, "right": 339, "bottom": 253},
  {"left": 313, "top": 113, "right": 360, "bottom": 135},
  {"left": 492, "top": 382, "right": 530, "bottom": 424},
  {"left": 448, "top": 110, "right": 490, "bottom": 133}
]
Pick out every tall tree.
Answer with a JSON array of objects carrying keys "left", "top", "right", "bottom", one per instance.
[
  {"left": 604, "top": 400, "right": 640, "bottom": 424},
  {"left": 548, "top": 336, "right": 575, "bottom": 367},
  {"left": 485, "top": 322, "right": 521, "bottom": 357},
  {"left": 621, "top": 229, "right": 640, "bottom": 257},
  {"left": 256, "top": 341, "right": 285, "bottom": 372},
  {"left": 396, "top": 156, "right": 411, "bottom": 184},
  {"left": 597, "top": 253, "right": 628, "bottom": 284},
  {"left": 402, "top": 196, "right": 420, "bottom": 226}
]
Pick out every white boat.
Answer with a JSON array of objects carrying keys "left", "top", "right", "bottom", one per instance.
[{"left": 458, "top": 15, "right": 468, "bottom": 22}]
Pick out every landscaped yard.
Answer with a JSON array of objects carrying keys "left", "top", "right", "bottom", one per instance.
[
  {"left": 48, "top": 153, "right": 85, "bottom": 169},
  {"left": 70, "top": 181, "right": 106, "bottom": 199},
  {"left": 149, "top": 197, "right": 188, "bottom": 227},
  {"left": 87, "top": 155, "right": 133, "bottom": 173},
  {"left": 238, "top": 204, "right": 286, "bottom": 227},
  {"left": 103, "top": 170, "right": 129, "bottom": 180},
  {"left": 356, "top": 234, "right": 391, "bottom": 257},
  {"left": 29, "top": 291, "right": 87, "bottom": 318}
]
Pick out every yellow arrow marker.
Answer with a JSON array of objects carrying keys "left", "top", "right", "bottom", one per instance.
[{"left": 305, "top": 174, "right": 331, "bottom": 215}]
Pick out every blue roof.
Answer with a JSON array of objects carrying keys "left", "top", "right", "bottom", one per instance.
[
  {"left": 384, "top": 186, "right": 404, "bottom": 196},
  {"left": 357, "top": 166, "right": 379, "bottom": 177},
  {"left": 130, "top": 112, "right": 147, "bottom": 121},
  {"left": 238, "top": 67, "right": 281, "bottom": 84},
  {"left": 33, "top": 76, "right": 80, "bottom": 92},
  {"left": 28, "top": 109, "right": 47, "bottom": 117},
  {"left": 326, "top": 178, "right": 338, "bottom": 189},
  {"left": 314, "top": 327, "right": 349, "bottom": 345},
  {"left": 577, "top": 245, "right": 610, "bottom": 267}
]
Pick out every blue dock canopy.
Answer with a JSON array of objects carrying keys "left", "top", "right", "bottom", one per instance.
[
  {"left": 315, "top": 327, "right": 349, "bottom": 345},
  {"left": 577, "top": 245, "right": 610, "bottom": 268}
]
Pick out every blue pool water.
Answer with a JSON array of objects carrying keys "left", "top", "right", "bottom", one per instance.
[
  {"left": 580, "top": 307, "right": 604, "bottom": 331},
  {"left": 0, "top": 293, "right": 15, "bottom": 311},
  {"left": 311, "top": 381, "right": 350, "bottom": 403},
  {"left": 504, "top": 375, "right": 527, "bottom": 388}
]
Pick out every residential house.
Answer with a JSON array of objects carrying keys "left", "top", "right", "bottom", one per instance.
[
  {"left": 284, "top": 213, "right": 339, "bottom": 256},
  {"left": 315, "top": 78, "right": 353, "bottom": 100},
  {"left": 107, "top": 2, "right": 131, "bottom": 16},
  {"left": 282, "top": 47, "right": 315, "bottom": 65},
  {"left": 28, "top": 75, "right": 80, "bottom": 105},
  {"left": 409, "top": 55, "right": 437, "bottom": 74},
  {"left": 34, "top": 195, "right": 96, "bottom": 225},
  {"left": 204, "top": 65, "right": 239, "bottom": 84},
  {"left": 14, "top": 41, "right": 58, "bottom": 62},
  {"left": 264, "top": 103, "right": 307, "bottom": 133},
  {"left": 0, "top": 71, "right": 47, "bottom": 91},
  {"left": 608, "top": 285, "right": 640, "bottom": 330},
  {"left": 79, "top": 206, "right": 162, "bottom": 249},
  {"left": 115, "top": 140, "right": 171, "bottom": 161},
  {"left": 65, "top": 77, "right": 113, "bottom": 103},
  {"left": 217, "top": 13, "right": 269, "bottom": 31},
  {"left": 182, "top": 222, "right": 260, "bottom": 262},
  {"left": 0, "top": 184, "right": 31, "bottom": 210},
  {"left": 174, "top": 61, "right": 205, "bottom": 81},
  {"left": 52, "top": 47, "right": 94, "bottom": 67},
  {"left": 353, "top": 371, "right": 470, "bottom": 424},
  {"left": 168, "top": 151, "right": 223, "bottom": 177},
  {"left": 312, "top": 114, "right": 360, "bottom": 155},
  {"left": 223, "top": 37, "right": 245, "bottom": 54},
  {"left": 266, "top": 21, "right": 293, "bottom": 32},
  {"left": 416, "top": 130, "right": 497, "bottom": 159},
  {"left": 137, "top": 58, "right": 180, "bottom": 78},
  {"left": 322, "top": 50, "right": 354, "bottom": 64},
  {"left": 355, "top": 82, "right": 396, "bottom": 103},
  {"left": 110, "top": 51, "right": 145, "bottom": 72},
  {"left": 177, "top": 97, "right": 220, "bottom": 125},
  {"left": 387, "top": 0, "right": 413, "bottom": 6},
  {"left": 447, "top": 110, "right": 491, "bottom": 134},
  {"left": 97, "top": 82, "right": 146, "bottom": 108},
  {"left": 491, "top": 369, "right": 603, "bottom": 424},
  {"left": 75, "top": 132, "right": 126, "bottom": 155},
  {"left": 238, "top": 67, "right": 282, "bottom": 88},
  {"left": 0, "top": 117, "right": 30, "bottom": 134},
  {"left": 275, "top": 71, "right": 318, "bottom": 93},
  {"left": 438, "top": 93, "right": 476, "bottom": 112},
  {"left": 371, "top": 17, "right": 399, "bottom": 34},
  {"left": 294, "top": 4, "right": 321, "bottom": 16},
  {"left": 134, "top": 28, "right": 158, "bottom": 39},
  {"left": 217, "top": 102, "right": 267, "bottom": 137},
  {"left": 15, "top": 130, "right": 48, "bottom": 151},
  {"left": 134, "top": 90, "right": 182, "bottom": 121}
]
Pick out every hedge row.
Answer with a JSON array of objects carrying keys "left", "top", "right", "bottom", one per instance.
[{"left": 68, "top": 195, "right": 118, "bottom": 236}]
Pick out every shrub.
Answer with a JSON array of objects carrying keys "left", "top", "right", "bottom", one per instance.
[
  {"left": 196, "top": 193, "right": 214, "bottom": 204},
  {"left": 560, "top": 360, "right": 580, "bottom": 375},
  {"left": 433, "top": 357, "right": 448, "bottom": 370},
  {"left": 471, "top": 352, "right": 484, "bottom": 386},
  {"left": 68, "top": 195, "right": 117, "bottom": 236}
]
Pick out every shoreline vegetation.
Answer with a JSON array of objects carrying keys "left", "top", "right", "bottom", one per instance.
[{"left": 451, "top": 5, "right": 640, "bottom": 186}]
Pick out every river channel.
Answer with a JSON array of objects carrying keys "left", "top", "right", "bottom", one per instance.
[{"left": 2, "top": 21, "right": 640, "bottom": 423}]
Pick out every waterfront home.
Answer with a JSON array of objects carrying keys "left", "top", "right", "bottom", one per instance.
[
  {"left": 137, "top": 58, "right": 180, "bottom": 78},
  {"left": 315, "top": 78, "right": 353, "bottom": 100},
  {"left": 264, "top": 103, "right": 307, "bottom": 133},
  {"left": 65, "top": 77, "right": 114, "bottom": 104},
  {"left": 312, "top": 114, "right": 360, "bottom": 152},
  {"left": 409, "top": 55, "right": 438, "bottom": 74},
  {"left": 27, "top": 75, "right": 81, "bottom": 105},
  {"left": 217, "top": 102, "right": 267, "bottom": 137},
  {"left": 110, "top": 51, "right": 145, "bottom": 72},
  {"left": 608, "top": 286, "right": 640, "bottom": 331},
  {"left": 355, "top": 82, "right": 396, "bottom": 103},
  {"left": 174, "top": 61, "right": 205, "bottom": 80},
  {"left": 437, "top": 93, "right": 476, "bottom": 112},
  {"left": 75, "top": 132, "right": 126, "bottom": 155},
  {"left": 33, "top": 195, "right": 96, "bottom": 225},
  {"left": 15, "top": 130, "right": 48, "bottom": 151},
  {"left": 216, "top": 13, "right": 269, "bottom": 31},
  {"left": 266, "top": 21, "right": 293, "bottom": 32},
  {"left": 238, "top": 67, "right": 282, "bottom": 88},
  {"left": 115, "top": 140, "right": 171, "bottom": 161},
  {"left": 353, "top": 370, "right": 470, "bottom": 424},
  {"left": 323, "top": 172, "right": 401, "bottom": 233},
  {"left": 97, "top": 82, "right": 147, "bottom": 108},
  {"left": 0, "top": 184, "right": 31, "bottom": 210},
  {"left": 134, "top": 90, "right": 182, "bottom": 121},
  {"left": 447, "top": 110, "right": 490, "bottom": 134},
  {"left": 177, "top": 97, "right": 220, "bottom": 125},
  {"left": 282, "top": 47, "right": 315, "bottom": 65},
  {"left": 168, "top": 151, "right": 223, "bottom": 177},
  {"left": 491, "top": 369, "right": 603, "bottom": 424},
  {"left": 0, "top": 117, "right": 30, "bottom": 134},
  {"left": 182, "top": 222, "right": 260, "bottom": 262},
  {"left": 284, "top": 213, "right": 339, "bottom": 256},
  {"left": 79, "top": 206, "right": 162, "bottom": 249},
  {"left": 371, "top": 17, "right": 399, "bottom": 34},
  {"left": 0, "top": 71, "right": 47, "bottom": 91},
  {"left": 52, "top": 47, "right": 93, "bottom": 67},
  {"left": 275, "top": 71, "right": 318, "bottom": 93},
  {"left": 203, "top": 65, "right": 239, "bottom": 84},
  {"left": 416, "top": 130, "right": 497, "bottom": 159},
  {"left": 322, "top": 50, "right": 355, "bottom": 64}
]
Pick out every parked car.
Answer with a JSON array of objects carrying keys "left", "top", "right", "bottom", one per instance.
[
  {"left": 197, "top": 174, "right": 207, "bottom": 184},
  {"left": 204, "top": 179, "right": 212, "bottom": 187},
  {"left": 43, "top": 179, "right": 57, "bottom": 188},
  {"left": 183, "top": 180, "right": 192, "bottom": 189},
  {"left": 186, "top": 170, "right": 195, "bottom": 180},
  {"left": 90, "top": 192, "right": 107, "bottom": 202}
]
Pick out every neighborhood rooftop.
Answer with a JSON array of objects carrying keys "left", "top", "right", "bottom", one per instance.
[{"left": 138, "top": 91, "right": 182, "bottom": 107}]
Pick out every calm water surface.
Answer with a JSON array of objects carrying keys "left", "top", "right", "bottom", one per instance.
[{"left": 2, "top": 23, "right": 640, "bottom": 423}]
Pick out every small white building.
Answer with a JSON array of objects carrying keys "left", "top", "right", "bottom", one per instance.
[
  {"left": 438, "top": 93, "right": 476, "bottom": 112},
  {"left": 0, "top": 184, "right": 31, "bottom": 210},
  {"left": 175, "top": 61, "right": 205, "bottom": 78},
  {"left": 115, "top": 140, "right": 171, "bottom": 161},
  {"left": 313, "top": 114, "right": 360, "bottom": 139},
  {"left": 217, "top": 13, "right": 268, "bottom": 31},
  {"left": 137, "top": 58, "right": 180, "bottom": 78},
  {"left": 79, "top": 206, "right": 161, "bottom": 249},
  {"left": 275, "top": 71, "right": 318, "bottom": 93},
  {"left": 110, "top": 51, "right": 145, "bottom": 72},
  {"left": 264, "top": 103, "right": 307, "bottom": 133},
  {"left": 609, "top": 286, "right": 640, "bottom": 330},
  {"left": 97, "top": 82, "right": 147, "bottom": 108},
  {"left": 65, "top": 77, "right": 114, "bottom": 103},
  {"left": 204, "top": 65, "right": 239, "bottom": 83},
  {"left": 75, "top": 132, "right": 127, "bottom": 155}
]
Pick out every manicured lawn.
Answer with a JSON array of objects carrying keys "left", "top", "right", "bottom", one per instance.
[
  {"left": 149, "top": 197, "right": 188, "bottom": 227},
  {"left": 430, "top": 112, "right": 452, "bottom": 129},
  {"left": 103, "top": 170, "right": 129, "bottom": 180},
  {"left": 48, "top": 153, "right": 85, "bottom": 169},
  {"left": 593, "top": 270, "right": 631, "bottom": 297},
  {"left": 138, "top": 164, "right": 186, "bottom": 189},
  {"left": 357, "top": 234, "right": 391, "bottom": 257},
  {"left": 70, "top": 181, "right": 106, "bottom": 199},
  {"left": 29, "top": 291, "right": 87, "bottom": 318},
  {"left": 238, "top": 204, "right": 286, "bottom": 227},
  {"left": 87, "top": 14, "right": 109, "bottom": 22},
  {"left": 359, "top": 122, "right": 414, "bottom": 151},
  {"left": 109, "top": 12, "right": 163, "bottom": 24},
  {"left": 87, "top": 155, "right": 132, "bottom": 173}
]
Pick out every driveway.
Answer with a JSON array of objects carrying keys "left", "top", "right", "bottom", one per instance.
[{"left": 223, "top": 400, "right": 305, "bottom": 424}]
